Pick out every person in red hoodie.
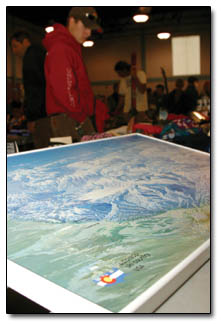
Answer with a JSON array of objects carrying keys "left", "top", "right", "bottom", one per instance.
[{"left": 43, "top": 7, "right": 109, "bottom": 138}]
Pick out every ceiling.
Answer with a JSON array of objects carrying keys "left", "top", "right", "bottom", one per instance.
[{"left": 7, "top": 6, "right": 210, "bottom": 36}]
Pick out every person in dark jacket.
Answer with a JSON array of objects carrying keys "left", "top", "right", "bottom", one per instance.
[
  {"left": 167, "top": 78, "right": 187, "bottom": 115},
  {"left": 107, "top": 82, "right": 120, "bottom": 116},
  {"left": 184, "top": 76, "right": 199, "bottom": 113},
  {"left": 152, "top": 84, "right": 168, "bottom": 113},
  {"left": 10, "top": 31, "right": 47, "bottom": 139}
]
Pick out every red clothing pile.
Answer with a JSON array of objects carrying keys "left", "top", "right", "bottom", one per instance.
[{"left": 132, "top": 123, "right": 163, "bottom": 135}]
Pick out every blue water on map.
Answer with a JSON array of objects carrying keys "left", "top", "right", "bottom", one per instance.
[{"left": 7, "top": 135, "right": 210, "bottom": 312}]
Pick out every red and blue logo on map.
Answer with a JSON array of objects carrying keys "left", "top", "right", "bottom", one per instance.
[{"left": 93, "top": 268, "right": 126, "bottom": 287}]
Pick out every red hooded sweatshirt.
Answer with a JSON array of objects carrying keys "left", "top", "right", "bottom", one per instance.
[{"left": 42, "top": 24, "right": 94, "bottom": 123}]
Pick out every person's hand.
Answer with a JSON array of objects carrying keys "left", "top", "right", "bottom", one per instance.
[{"left": 27, "top": 121, "right": 36, "bottom": 133}]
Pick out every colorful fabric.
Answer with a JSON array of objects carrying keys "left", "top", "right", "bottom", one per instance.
[
  {"left": 160, "top": 118, "right": 201, "bottom": 140},
  {"left": 167, "top": 113, "right": 188, "bottom": 121},
  {"left": 80, "top": 132, "right": 113, "bottom": 142},
  {"left": 172, "top": 118, "right": 199, "bottom": 129}
]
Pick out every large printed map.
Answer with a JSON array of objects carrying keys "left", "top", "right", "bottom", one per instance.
[{"left": 7, "top": 134, "right": 210, "bottom": 312}]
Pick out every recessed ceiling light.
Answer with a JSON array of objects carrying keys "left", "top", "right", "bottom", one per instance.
[
  {"left": 133, "top": 14, "right": 149, "bottom": 23},
  {"left": 83, "top": 40, "right": 94, "bottom": 47},
  {"left": 157, "top": 32, "right": 171, "bottom": 40},
  {"left": 45, "top": 26, "right": 54, "bottom": 33}
]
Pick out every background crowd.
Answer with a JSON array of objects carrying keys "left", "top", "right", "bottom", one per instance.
[{"left": 7, "top": 7, "right": 210, "bottom": 153}]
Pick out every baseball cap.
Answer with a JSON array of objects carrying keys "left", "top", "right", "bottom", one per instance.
[{"left": 68, "top": 7, "right": 102, "bottom": 31}]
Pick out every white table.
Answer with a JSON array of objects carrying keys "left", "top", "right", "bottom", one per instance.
[{"left": 155, "top": 260, "right": 210, "bottom": 313}]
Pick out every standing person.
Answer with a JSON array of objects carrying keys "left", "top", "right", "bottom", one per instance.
[
  {"left": 114, "top": 60, "right": 148, "bottom": 124},
  {"left": 10, "top": 31, "right": 47, "bottom": 148},
  {"left": 146, "top": 87, "right": 153, "bottom": 108},
  {"left": 42, "top": 7, "right": 109, "bottom": 137},
  {"left": 201, "top": 80, "right": 210, "bottom": 99},
  {"left": 107, "top": 82, "right": 120, "bottom": 117},
  {"left": 152, "top": 84, "right": 168, "bottom": 112},
  {"left": 184, "top": 76, "right": 199, "bottom": 113},
  {"left": 167, "top": 78, "right": 187, "bottom": 114}
]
